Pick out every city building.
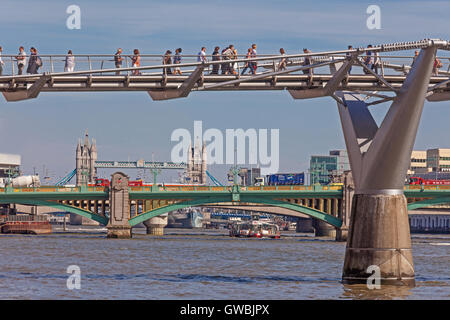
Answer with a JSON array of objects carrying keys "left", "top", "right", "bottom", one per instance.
[
  {"left": 408, "top": 148, "right": 450, "bottom": 176},
  {"left": 408, "top": 150, "right": 428, "bottom": 175},
  {"left": 309, "top": 150, "right": 350, "bottom": 185},
  {"left": 427, "top": 148, "right": 450, "bottom": 172},
  {"left": 0, "top": 153, "right": 21, "bottom": 178}
]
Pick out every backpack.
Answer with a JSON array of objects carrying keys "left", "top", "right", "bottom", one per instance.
[{"left": 36, "top": 56, "right": 43, "bottom": 68}]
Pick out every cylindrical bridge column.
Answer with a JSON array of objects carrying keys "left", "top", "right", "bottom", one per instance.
[
  {"left": 343, "top": 192, "right": 414, "bottom": 286},
  {"left": 143, "top": 214, "right": 168, "bottom": 235}
]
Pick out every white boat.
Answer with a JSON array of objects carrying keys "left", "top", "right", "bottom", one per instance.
[{"left": 229, "top": 219, "right": 280, "bottom": 239}]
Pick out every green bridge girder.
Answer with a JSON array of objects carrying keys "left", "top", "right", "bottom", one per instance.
[
  {"left": 128, "top": 195, "right": 343, "bottom": 228},
  {"left": 1, "top": 199, "right": 109, "bottom": 225}
]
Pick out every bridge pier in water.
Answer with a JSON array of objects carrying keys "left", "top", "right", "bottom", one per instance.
[
  {"left": 143, "top": 215, "right": 168, "bottom": 236},
  {"left": 106, "top": 172, "right": 132, "bottom": 239},
  {"left": 337, "top": 46, "right": 437, "bottom": 286}
]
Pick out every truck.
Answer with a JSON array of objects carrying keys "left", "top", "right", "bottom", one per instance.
[
  {"left": 266, "top": 173, "right": 305, "bottom": 186},
  {"left": 0, "top": 175, "right": 41, "bottom": 188}
]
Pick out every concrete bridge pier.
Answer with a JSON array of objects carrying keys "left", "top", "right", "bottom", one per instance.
[
  {"left": 337, "top": 46, "right": 437, "bottom": 286},
  {"left": 143, "top": 214, "right": 168, "bottom": 235},
  {"left": 106, "top": 172, "right": 132, "bottom": 239},
  {"left": 295, "top": 217, "right": 314, "bottom": 233},
  {"left": 313, "top": 219, "right": 336, "bottom": 237},
  {"left": 335, "top": 171, "right": 354, "bottom": 242}
]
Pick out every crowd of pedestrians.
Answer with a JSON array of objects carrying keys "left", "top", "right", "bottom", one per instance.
[{"left": 0, "top": 44, "right": 444, "bottom": 77}]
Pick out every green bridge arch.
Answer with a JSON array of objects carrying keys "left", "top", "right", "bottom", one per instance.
[
  {"left": 6, "top": 200, "right": 109, "bottom": 226},
  {"left": 128, "top": 197, "right": 343, "bottom": 228},
  {"left": 407, "top": 196, "right": 450, "bottom": 210}
]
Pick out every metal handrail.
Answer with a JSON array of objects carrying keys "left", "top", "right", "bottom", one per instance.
[{"left": 1, "top": 39, "right": 449, "bottom": 79}]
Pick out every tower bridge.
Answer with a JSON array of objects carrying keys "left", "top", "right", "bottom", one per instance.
[
  {"left": 73, "top": 131, "right": 207, "bottom": 186},
  {"left": 2, "top": 38, "right": 450, "bottom": 286}
]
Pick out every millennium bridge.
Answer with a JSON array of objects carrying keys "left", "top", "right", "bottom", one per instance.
[{"left": 2, "top": 38, "right": 450, "bottom": 286}]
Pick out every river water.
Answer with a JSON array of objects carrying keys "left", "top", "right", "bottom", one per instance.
[{"left": 0, "top": 227, "right": 448, "bottom": 300}]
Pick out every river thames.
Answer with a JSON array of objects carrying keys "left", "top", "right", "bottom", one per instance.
[{"left": 0, "top": 227, "right": 448, "bottom": 300}]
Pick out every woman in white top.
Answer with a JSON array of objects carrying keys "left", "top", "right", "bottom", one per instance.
[{"left": 65, "top": 50, "right": 75, "bottom": 72}]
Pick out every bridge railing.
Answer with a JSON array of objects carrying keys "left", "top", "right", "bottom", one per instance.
[
  {"left": 1, "top": 45, "right": 449, "bottom": 78},
  {"left": 0, "top": 186, "right": 107, "bottom": 193},
  {"left": 1, "top": 184, "right": 449, "bottom": 194}
]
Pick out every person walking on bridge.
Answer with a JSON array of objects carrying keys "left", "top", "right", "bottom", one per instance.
[
  {"left": 163, "top": 50, "right": 173, "bottom": 75},
  {"left": 64, "top": 50, "right": 75, "bottom": 72},
  {"left": 346, "top": 45, "right": 353, "bottom": 74},
  {"left": 241, "top": 48, "right": 254, "bottom": 75},
  {"left": 250, "top": 44, "right": 257, "bottom": 73},
  {"left": 131, "top": 49, "right": 141, "bottom": 75},
  {"left": 222, "top": 45, "right": 234, "bottom": 75},
  {"left": 16, "top": 46, "right": 27, "bottom": 75},
  {"left": 211, "top": 46, "right": 220, "bottom": 75},
  {"left": 27, "top": 47, "right": 40, "bottom": 74},
  {"left": 278, "top": 48, "right": 287, "bottom": 71},
  {"left": 198, "top": 47, "right": 207, "bottom": 63},
  {"left": 433, "top": 56, "right": 443, "bottom": 76},
  {"left": 114, "top": 48, "right": 123, "bottom": 75},
  {"left": 302, "top": 48, "right": 313, "bottom": 75},
  {"left": 221, "top": 48, "right": 229, "bottom": 75},
  {"left": 173, "top": 48, "right": 182, "bottom": 75},
  {"left": 364, "top": 44, "right": 375, "bottom": 74}
]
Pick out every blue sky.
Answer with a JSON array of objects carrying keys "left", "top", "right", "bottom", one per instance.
[{"left": 0, "top": 0, "right": 449, "bottom": 183}]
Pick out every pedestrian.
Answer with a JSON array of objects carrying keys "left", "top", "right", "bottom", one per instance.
[
  {"left": 16, "top": 46, "right": 27, "bottom": 75},
  {"left": 364, "top": 45, "right": 374, "bottom": 73},
  {"left": 131, "top": 49, "right": 140, "bottom": 75},
  {"left": 226, "top": 45, "right": 237, "bottom": 75},
  {"left": 251, "top": 44, "right": 257, "bottom": 73},
  {"left": 65, "top": 50, "right": 75, "bottom": 72},
  {"left": 221, "top": 48, "right": 229, "bottom": 75},
  {"left": 302, "top": 48, "right": 313, "bottom": 75},
  {"left": 173, "top": 48, "right": 182, "bottom": 75},
  {"left": 241, "top": 48, "right": 253, "bottom": 75},
  {"left": 411, "top": 50, "right": 419, "bottom": 67},
  {"left": 0, "top": 46, "right": 4, "bottom": 76},
  {"left": 211, "top": 46, "right": 220, "bottom": 75},
  {"left": 433, "top": 56, "right": 443, "bottom": 76},
  {"left": 346, "top": 45, "right": 353, "bottom": 74},
  {"left": 114, "top": 48, "right": 123, "bottom": 75},
  {"left": 197, "top": 47, "right": 207, "bottom": 63},
  {"left": 222, "top": 45, "right": 234, "bottom": 75},
  {"left": 232, "top": 45, "right": 238, "bottom": 75},
  {"left": 163, "top": 50, "right": 172, "bottom": 75},
  {"left": 278, "top": 48, "right": 287, "bottom": 71},
  {"left": 27, "top": 47, "right": 40, "bottom": 74},
  {"left": 373, "top": 50, "right": 381, "bottom": 74}
]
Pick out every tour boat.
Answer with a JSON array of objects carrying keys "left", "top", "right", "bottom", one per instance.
[{"left": 229, "top": 219, "right": 280, "bottom": 239}]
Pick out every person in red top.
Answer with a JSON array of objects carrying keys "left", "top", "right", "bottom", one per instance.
[{"left": 433, "top": 57, "right": 443, "bottom": 76}]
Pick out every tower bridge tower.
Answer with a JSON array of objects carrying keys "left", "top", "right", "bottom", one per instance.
[
  {"left": 185, "top": 141, "right": 207, "bottom": 185},
  {"left": 76, "top": 130, "right": 97, "bottom": 186}
]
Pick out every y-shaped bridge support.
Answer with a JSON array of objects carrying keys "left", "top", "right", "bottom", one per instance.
[{"left": 336, "top": 47, "right": 436, "bottom": 286}]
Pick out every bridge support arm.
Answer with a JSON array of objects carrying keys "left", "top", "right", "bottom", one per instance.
[
  {"left": 338, "top": 46, "right": 437, "bottom": 286},
  {"left": 148, "top": 65, "right": 205, "bottom": 101},
  {"left": 2, "top": 74, "right": 50, "bottom": 102}
]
